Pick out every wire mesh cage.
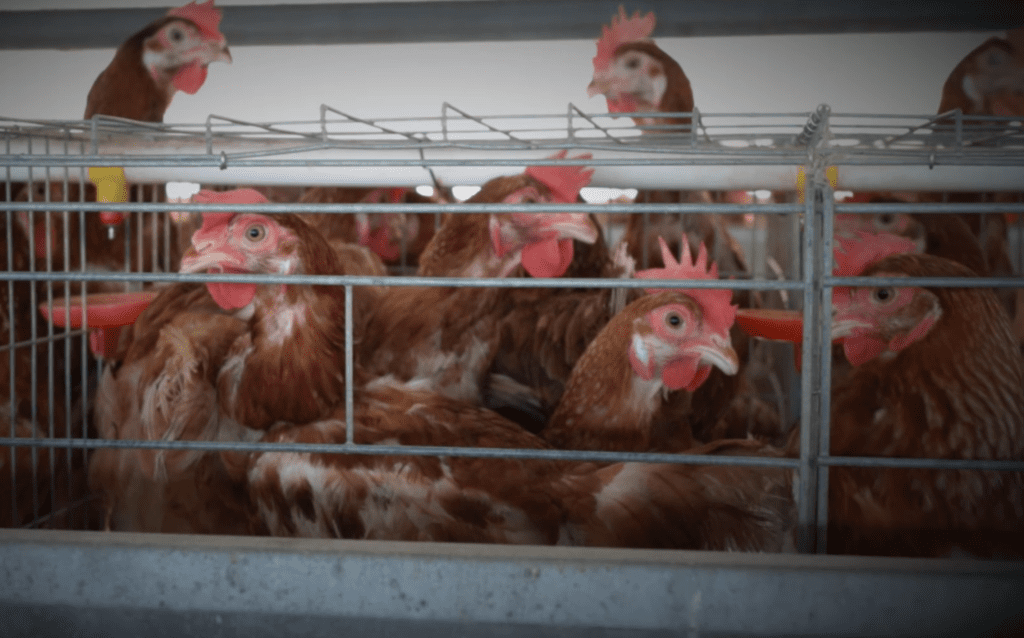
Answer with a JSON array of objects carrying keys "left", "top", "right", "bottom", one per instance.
[{"left": 2, "top": 104, "right": 1024, "bottom": 637}]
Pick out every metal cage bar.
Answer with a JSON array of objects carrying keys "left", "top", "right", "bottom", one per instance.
[{"left": 1, "top": 107, "right": 1023, "bottom": 635}]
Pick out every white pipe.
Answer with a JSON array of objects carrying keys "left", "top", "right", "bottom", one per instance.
[{"left": 3, "top": 135, "right": 1022, "bottom": 191}]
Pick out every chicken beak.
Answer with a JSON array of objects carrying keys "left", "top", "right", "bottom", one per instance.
[
  {"left": 831, "top": 294, "right": 876, "bottom": 340},
  {"left": 197, "top": 39, "right": 232, "bottom": 66},
  {"left": 542, "top": 213, "right": 599, "bottom": 245},
  {"left": 179, "top": 248, "right": 245, "bottom": 274},
  {"left": 218, "top": 44, "right": 233, "bottom": 65},
  {"left": 587, "top": 76, "right": 610, "bottom": 98},
  {"left": 692, "top": 332, "right": 740, "bottom": 376},
  {"left": 831, "top": 317, "right": 872, "bottom": 341}
]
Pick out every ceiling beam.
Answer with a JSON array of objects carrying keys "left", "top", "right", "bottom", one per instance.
[{"left": 0, "top": 0, "right": 1019, "bottom": 50}]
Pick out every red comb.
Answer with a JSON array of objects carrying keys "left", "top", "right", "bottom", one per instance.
[
  {"left": 190, "top": 188, "right": 268, "bottom": 244},
  {"left": 192, "top": 188, "right": 268, "bottom": 207},
  {"left": 524, "top": 150, "right": 594, "bottom": 203},
  {"left": 167, "top": 0, "right": 225, "bottom": 42},
  {"left": 832, "top": 231, "right": 918, "bottom": 277},
  {"left": 635, "top": 235, "right": 737, "bottom": 336},
  {"left": 593, "top": 5, "right": 656, "bottom": 72}
]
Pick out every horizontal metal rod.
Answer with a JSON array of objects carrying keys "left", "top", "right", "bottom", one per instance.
[
  {"left": 8, "top": 270, "right": 1019, "bottom": 290},
  {"left": 4, "top": 201, "right": 807, "bottom": 215},
  {"left": 836, "top": 202, "right": 1024, "bottom": 213},
  {"left": 7, "top": 200, "right": 1024, "bottom": 216},
  {"left": 0, "top": 436, "right": 800, "bottom": 469},
  {"left": 817, "top": 456, "right": 1024, "bottom": 471},
  {"left": 0, "top": 0, "right": 1016, "bottom": 50},
  {"left": 7, "top": 271, "right": 811, "bottom": 291},
  {"left": 826, "top": 276, "right": 1023, "bottom": 288},
  {"left": 2, "top": 437, "right": 1022, "bottom": 472}
]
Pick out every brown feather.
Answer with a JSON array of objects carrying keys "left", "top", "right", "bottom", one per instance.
[
  {"left": 84, "top": 16, "right": 182, "bottom": 122},
  {"left": 827, "top": 253, "right": 1024, "bottom": 557},
  {"left": 246, "top": 384, "right": 793, "bottom": 550}
]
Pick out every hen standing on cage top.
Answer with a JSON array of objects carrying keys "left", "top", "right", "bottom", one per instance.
[
  {"left": 84, "top": 0, "right": 231, "bottom": 122},
  {"left": 16, "top": 1, "right": 233, "bottom": 287},
  {"left": 584, "top": 6, "right": 749, "bottom": 274},
  {"left": 931, "top": 28, "right": 1024, "bottom": 337},
  {"left": 825, "top": 232, "right": 1024, "bottom": 558}
]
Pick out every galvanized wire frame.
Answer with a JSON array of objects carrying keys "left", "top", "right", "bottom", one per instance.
[{"left": 1, "top": 105, "right": 1024, "bottom": 554}]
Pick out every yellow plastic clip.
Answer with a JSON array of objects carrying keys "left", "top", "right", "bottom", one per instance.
[
  {"left": 88, "top": 166, "right": 128, "bottom": 203},
  {"left": 796, "top": 166, "right": 838, "bottom": 203},
  {"left": 825, "top": 165, "right": 838, "bottom": 190},
  {"left": 88, "top": 167, "right": 128, "bottom": 235}
]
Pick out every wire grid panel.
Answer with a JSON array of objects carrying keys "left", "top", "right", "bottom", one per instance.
[
  {"left": 2, "top": 108, "right": 1024, "bottom": 566},
  {"left": 3, "top": 104, "right": 1024, "bottom": 187}
]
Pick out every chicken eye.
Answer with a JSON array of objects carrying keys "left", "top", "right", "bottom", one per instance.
[
  {"left": 245, "top": 224, "right": 266, "bottom": 242},
  {"left": 626, "top": 57, "right": 640, "bottom": 70},
  {"left": 876, "top": 213, "right": 895, "bottom": 228},
  {"left": 872, "top": 287, "right": 895, "bottom": 303},
  {"left": 168, "top": 27, "right": 184, "bottom": 43},
  {"left": 665, "top": 311, "right": 685, "bottom": 329}
]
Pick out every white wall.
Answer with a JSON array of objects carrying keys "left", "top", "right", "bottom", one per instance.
[{"left": 0, "top": 1, "right": 1001, "bottom": 124}]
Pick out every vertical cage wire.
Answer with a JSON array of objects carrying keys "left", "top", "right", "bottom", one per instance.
[{"left": 0, "top": 109, "right": 1022, "bottom": 548}]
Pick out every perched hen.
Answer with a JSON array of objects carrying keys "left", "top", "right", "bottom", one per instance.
[
  {"left": 85, "top": 0, "right": 232, "bottom": 122},
  {"left": 544, "top": 282, "right": 738, "bottom": 452},
  {"left": 937, "top": 29, "right": 1024, "bottom": 120},
  {"left": 488, "top": 235, "right": 745, "bottom": 448},
  {"left": 587, "top": 6, "right": 692, "bottom": 132},
  {"left": 932, "top": 31, "right": 1022, "bottom": 321},
  {"left": 585, "top": 6, "right": 750, "bottom": 319},
  {"left": 359, "top": 156, "right": 599, "bottom": 404},
  {"left": 827, "top": 234, "right": 1024, "bottom": 558},
  {"left": 15, "top": 2, "right": 232, "bottom": 295},
  {"left": 90, "top": 189, "right": 382, "bottom": 532},
  {"left": 244, "top": 285, "right": 792, "bottom": 550}
]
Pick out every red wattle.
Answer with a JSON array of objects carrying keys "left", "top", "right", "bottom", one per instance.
[
  {"left": 607, "top": 94, "right": 639, "bottom": 114},
  {"left": 843, "top": 336, "right": 887, "bottom": 366},
  {"left": 368, "top": 226, "right": 400, "bottom": 261},
  {"left": 522, "top": 238, "right": 574, "bottom": 278},
  {"left": 205, "top": 267, "right": 256, "bottom": 310},
  {"left": 685, "top": 364, "right": 712, "bottom": 392},
  {"left": 661, "top": 357, "right": 699, "bottom": 391},
  {"left": 172, "top": 62, "right": 208, "bottom": 95}
]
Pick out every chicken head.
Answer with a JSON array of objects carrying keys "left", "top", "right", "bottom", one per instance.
[
  {"left": 831, "top": 233, "right": 941, "bottom": 366},
  {"left": 632, "top": 236, "right": 739, "bottom": 390},
  {"left": 179, "top": 189, "right": 301, "bottom": 310},
  {"left": 627, "top": 292, "right": 739, "bottom": 392},
  {"left": 588, "top": 7, "right": 693, "bottom": 127},
  {"left": 146, "top": 1, "right": 232, "bottom": 96}
]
